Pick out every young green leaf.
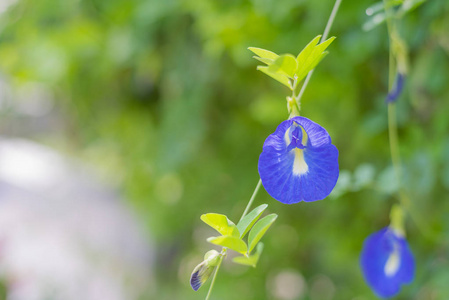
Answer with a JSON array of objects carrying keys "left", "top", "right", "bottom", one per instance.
[
  {"left": 362, "top": 12, "right": 386, "bottom": 31},
  {"left": 299, "top": 51, "right": 329, "bottom": 80},
  {"left": 365, "top": 1, "right": 385, "bottom": 16},
  {"left": 248, "top": 47, "right": 279, "bottom": 60},
  {"left": 256, "top": 66, "right": 292, "bottom": 89},
  {"left": 268, "top": 54, "right": 297, "bottom": 78},
  {"left": 296, "top": 35, "right": 321, "bottom": 69},
  {"left": 295, "top": 36, "right": 335, "bottom": 82},
  {"left": 253, "top": 56, "right": 274, "bottom": 65},
  {"left": 232, "top": 243, "right": 264, "bottom": 267},
  {"left": 398, "top": 0, "right": 426, "bottom": 16},
  {"left": 207, "top": 236, "right": 248, "bottom": 255},
  {"left": 200, "top": 213, "right": 240, "bottom": 238},
  {"left": 312, "top": 36, "right": 335, "bottom": 58},
  {"left": 237, "top": 204, "right": 268, "bottom": 238},
  {"left": 248, "top": 213, "right": 277, "bottom": 253}
]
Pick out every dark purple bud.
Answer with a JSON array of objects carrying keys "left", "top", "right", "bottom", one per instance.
[{"left": 386, "top": 73, "right": 405, "bottom": 103}]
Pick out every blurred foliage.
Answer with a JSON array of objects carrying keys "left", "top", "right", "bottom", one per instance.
[{"left": 0, "top": 0, "right": 449, "bottom": 299}]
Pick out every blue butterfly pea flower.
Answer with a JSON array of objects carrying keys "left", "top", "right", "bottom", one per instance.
[
  {"left": 360, "top": 227, "right": 415, "bottom": 298},
  {"left": 258, "top": 116, "right": 339, "bottom": 204}
]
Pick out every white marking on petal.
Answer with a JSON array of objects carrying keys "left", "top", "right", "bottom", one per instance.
[
  {"left": 292, "top": 148, "right": 308, "bottom": 175},
  {"left": 284, "top": 127, "right": 292, "bottom": 146},
  {"left": 384, "top": 247, "right": 401, "bottom": 277},
  {"left": 301, "top": 127, "right": 308, "bottom": 146}
]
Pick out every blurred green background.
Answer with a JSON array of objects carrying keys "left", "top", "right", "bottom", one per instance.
[{"left": 0, "top": 0, "right": 448, "bottom": 299}]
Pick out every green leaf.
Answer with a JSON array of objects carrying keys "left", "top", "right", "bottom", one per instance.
[
  {"left": 353, "top": 163, "right": 375, "bottom": 190},
  {"left": 232, "top": 243, "right": 264, "bottom": 267},
  {"left": 248, "top": 214, "right": 277, "bottom": 253},
  {"left": 295, "top": 36, "right": 335, "bottom": 82},
  {"left": 200, "top": 213, "right": 240, "bottom": 238},
  {"left": 398, "top": 0, "right": 426, "bottom": 16},
  {"left": 248, "top": 47, "right": 279, "bottom": 60},
  {"left": 237, "top": 204, "right": 268, "bottom": 238},
  {"left": 268, "top": 54, "right": 297, "bottom": 78},
  {"left": 207, "top": 236, "right": 248, "bottom": 254},
  {"left": 378, "top": 166, "right": 399, "bottom": 194},
  {"left": 296, "top": 35, "right": 321, "bottom": 69},
  {"left": 253, "top": 56, "right": 274, "bottom": 65},
  {"left": 300, "top": 51, "right": 329, "bottom": 78},
  {"left": 256, "top": 66, "right": 292, "bottom": 89},
  {"left": 362, "top": 12, "right": 386, "bottom": 31},
  {"left": 365, "top": 1, "right": 385, "bottom": 16},
  {"left": 330, "top": 169, "right": 352, "bottom": 199}
]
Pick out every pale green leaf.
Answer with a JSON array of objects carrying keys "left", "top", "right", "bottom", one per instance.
[
  {"left": 232, "top": 243, "right": 264, "bottom": 267},
  {"left": 353, "top": 163, "right": 375, "bottom": 190},
  {"left": 248, "top": 214, "right": 277, "bottom": 253},
  {"left": 295, "top": 51, "right": 329, "bottom": 81},
  {"left": 378, "top": 166, "right": 399, "bottom": 194},
  {"left": 253, "top": 56, "right": 274, "bottom": 65},
  {"left": 312, "top": 36, "right": 335, "bottom": 57},
  {"left": 268, "top": 54, "right": 297, "bottom": 78},
  {"left": 207, "top": 236, "right": 248, "bottom": 254},
  {"left": 330, "top": 170, "right": 352, "bottom": 199},
  {"left": 237, "top": 204, "right": 268, "bottom": 238},
  {"left": 200, "top": 213, "right": 240, "bottom": 238},
  {"left": 365, "top": 1, "right": 385, "bottom": 16},
  {"left": 295, "top": 36, "right": 335, "bottom": 82},
  {"left": 257, "top": 66, "right": 292, "bottom": 89},
  {"left": 248, "top": 47, "right": 279, "bottom": 60},
  {"left": 398, "top": 0, "right": 426, "bottom": 16},
  {"left": 296, "top": 35, "right": 321, "bottom": 68},
  {"left": 363, "top": 12, "right": 386, "bottom": 31}
]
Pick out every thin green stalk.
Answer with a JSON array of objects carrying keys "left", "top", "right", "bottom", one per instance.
[
  {"left": 205, "top": 250, "right": 225, "bottom": 300},
  {"left": 295, "top": 0, "right": 342, "bottom": 105},
  {"left": 387, "top": 104, "right": 402, "bottom": 183},
  {"left": 383, "top": 3, "right": 445, "bottom": 245},
  {"left": 322, "top": 0, "right": 342, "bottom": 42},
  {"left": 240, "top": 179, "right": 263, "bottom": 221}
]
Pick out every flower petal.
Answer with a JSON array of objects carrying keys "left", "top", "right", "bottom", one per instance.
[
  {"left": 258, "top": 117, "right": 339, "bottom": 204},
  {"left": 360, "top": 227, "right": 415, "bottom": 298},
  {"left": 290, "top": 116, "right": 332, "bottom": 147}
]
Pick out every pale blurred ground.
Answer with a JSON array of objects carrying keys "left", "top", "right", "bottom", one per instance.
[
  {"left": 0, "top": 137, "right": 154, "bottom": 300},
  {"left": 0, "top": 72, "right": 154, "bottom": 299}
]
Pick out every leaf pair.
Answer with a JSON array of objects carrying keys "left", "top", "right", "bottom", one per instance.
[
  {"left": 249, "top": 35, "right": 335, "bottom": 90},
  {"left": 201, "top": 213, "right": 247, "bottom": 254},
  {"left": 201, "top": 204, "right": 277, "bottom": 267}
]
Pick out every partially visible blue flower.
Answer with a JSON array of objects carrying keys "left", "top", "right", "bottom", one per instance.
[
  {"left": 258, "top": 116, "right": 339, "bottom": 204},
  {"left": 386, "top": 73, "right": 405, "bottom": 103},
  {"left": 360, "top": 227, "right": 415, "bottom": 298}
]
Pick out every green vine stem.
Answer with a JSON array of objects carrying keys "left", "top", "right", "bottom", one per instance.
[
  {"left": 295, "top": 0, "right": 342, "bottom": 108},
  {"left": 204, "top": 1, "right": 343, "bottom": 298},
  {"left": 240, "top": 179, "right": 263, "bottom": 221},
  {"left": 383, "top": 0, "right": 445, "bottom": 245}
]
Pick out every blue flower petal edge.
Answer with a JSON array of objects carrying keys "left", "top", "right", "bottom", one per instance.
[
  {"left": 360, "top": 227, "right": 415, "bottom": 298},
  {"left": 258, "top": 116, "right": 339, "bottom": 204}
]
